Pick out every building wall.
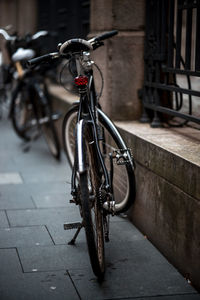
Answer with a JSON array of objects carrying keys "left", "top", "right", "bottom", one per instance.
[
  {"left": 0, "top": 0, "right": 37, "bottom": 62},
  {"left": 0, "top": 0, "right": 37, "bottom": 35},
  {"left": 90, "top": 0, "right": 145, "bottom": 121}
]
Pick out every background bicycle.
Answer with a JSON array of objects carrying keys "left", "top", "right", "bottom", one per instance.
[
  {"left": 0, "top": 27, "right": 16, "bottom": 119},
  {"left": 0, "top": 28, "right": 61, "bottom": 159}
]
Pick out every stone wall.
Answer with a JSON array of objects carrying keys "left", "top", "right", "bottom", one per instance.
[
  {"left": 90, "top": 0, "right": 145, "bottom": 121},
  {"left": 0, "top": 0, "right": 37, "bottom": 35},
  {"left": 117, "top": 121, "right": 200, "bottom": 291}
]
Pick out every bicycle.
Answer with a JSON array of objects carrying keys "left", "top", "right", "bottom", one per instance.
[
  {"left": 0, "top": 28, "right": 61, "bottom": 159},
  {"left": 28, "top": 30, "right": 136, "bottom": 279},
  {"left": 0, "top": 28, "right": 16, "bottom": 119}
]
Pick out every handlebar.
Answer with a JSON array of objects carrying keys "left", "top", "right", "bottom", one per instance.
[
  {"left": 27, "top": 52, "right": 59, "bottom": 67},
  {"left": 88, "top": 30, "right": 118, "bottom": 44},
  {"left": 28, "top": 30, "right": 118, "bottom": 67},
  {"left": 0, "top": 29, "right": 15, "bottom": 41},
  {"left": 0, "top": 28, "right": 49, "bottom": 43},
  {"left": 32, "top": 30, "right": 48, "bottom": 40}
]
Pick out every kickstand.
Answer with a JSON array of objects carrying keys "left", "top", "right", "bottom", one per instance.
[
  {"left": 63, "top": 221, "right": 84, "bottom": 245},
  {"left": 68, "top": 223, "right": 83, "bottom": 245}
]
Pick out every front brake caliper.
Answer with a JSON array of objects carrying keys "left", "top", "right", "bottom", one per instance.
[{"left": 112, "top": 148, "right": 133, "bottom": 165}]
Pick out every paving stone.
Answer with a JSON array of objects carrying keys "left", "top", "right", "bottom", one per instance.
[
  {"left": 10, "top": 146, "right": 71, "bottom": 184},
  {"left": 11, "top": 139, "right": 67, "bottom": 168},
  {"left": 32, "top": 193, "right": 71, "bottom": 208},
  {"left": 0, "top": 190, "right": 35, "bottom": 210},
  {"left": 18, "top": 244, "right": 89, "bottom": 272},
  {"left": 0, "top": 153, "right": 16, "bottom": 172},
  {"left": 106, "top": 239, "right": 175, "bottom": 267},
  {"left": 0, "top": 211, "right": 9, "bottom": 228},
  {"left": 0, "top": 271, "right": 79, "bottom": 300},
  {"left": 7, "top": 206, "right": 80, "bottom": 227},
  {"left": 126, "top": 296, "right": 200, "bottom": 300},
  {"left": 0, "top": 248, "right": 22, "bottom": 274},
  {"left": 0, "top": 121, "right": 19, "bottom": 148},
  {"left": 108, "top": 219, "right": 145, "bottom": 242},
  {"left": 0, "top": 226, "right": 53, "bottom": 248},
  {"left": 7, "top": 134, "right": 60, "bottom": 163},
  {"left": 69, "top": 262, "right": 196, "bottom": 300},
  {"left": 0, "top": 172, "right": 23, "bottom": 184},
  {"left": 20, "top": 166, "right": 71, "bottom": 184},
  {"left": 47, "top": 219, "right": 144, "bottom": 246},
  {"left": 26, "top": 181, "right": 68, "bottom": 196},
  {"left": 46, "top": 223, "right": 85, "bottom": 245},
  {"left": 66, "top": 239, "right": 199, "bottom": 299}
]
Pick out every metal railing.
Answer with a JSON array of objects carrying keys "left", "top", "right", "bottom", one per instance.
[{"left": 141, "top": 0, "right": 200, "bottom": 127}]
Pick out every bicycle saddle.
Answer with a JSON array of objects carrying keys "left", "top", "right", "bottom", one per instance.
[
  {"left": 59, "top": 39, "right": 93, "bottom": 56},
  {"left": 12, "top": 48, "right": 35, "bottom": 62}
]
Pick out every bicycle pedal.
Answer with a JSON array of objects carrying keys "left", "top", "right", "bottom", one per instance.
[{"left": 64, "top": 222, "right": 82, "bottom": 230}]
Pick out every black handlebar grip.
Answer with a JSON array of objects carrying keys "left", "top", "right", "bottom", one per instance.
[
  {"left": 27, "top": 52, "right": 59, "bottom": 67},
  {"left": 95, "top": 30, "right": 118, "bottom": 42}
]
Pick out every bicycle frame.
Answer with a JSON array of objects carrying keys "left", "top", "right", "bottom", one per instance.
[{"left": 71, "top": 70, "right": 111, "bottom": 199}]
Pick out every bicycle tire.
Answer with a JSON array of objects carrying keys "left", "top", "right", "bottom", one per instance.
[
  {"left": 41, "top": 105, "right": 61, "bottom": 160},
  {"left": 40, "top": 84, "right": 61, "bottom": 160},
  {"left": 78, "top": 124, "right": 105, "bottom": 278},
  {"left": 62, "top": 105, "right": 136, "bottom": 214},
  {"left": 11, "top": 86, "right": 38, "bottom": 141}
]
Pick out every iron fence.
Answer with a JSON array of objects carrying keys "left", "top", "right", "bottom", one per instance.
[{"left": 141, "top": 0, "right": 200, "bottom": 127}]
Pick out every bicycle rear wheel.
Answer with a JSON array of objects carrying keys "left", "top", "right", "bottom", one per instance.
[
  {"left": 78, "top": 125, "right": 105, "bottom": 279},
  {"left": 62, "top": 105, "right": 136, "bottom": 213}
]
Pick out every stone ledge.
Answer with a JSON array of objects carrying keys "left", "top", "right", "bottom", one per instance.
[
  {"left": 116, "top": 121, "right": 200, "bottom": 201},
  {"left": 50, "top": 83, "right": 200, "bottom": 202},
  {"left": 49, "top": 84, "right": 200, "bottom": 201}
]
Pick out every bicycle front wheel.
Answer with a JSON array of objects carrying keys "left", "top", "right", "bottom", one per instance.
[
  {"left": 11, "top": 87, "right": 38, "bottom": 140},
  {"left": 78, "top": 125, "right": 105, "bottom": 278},
  {"left": 62, "top": 105, "right": 136, "bottom": 214}
]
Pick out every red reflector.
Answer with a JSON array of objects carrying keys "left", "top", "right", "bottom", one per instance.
[{"left": 74, "top": 76, "right": 88, "bottom": 86}]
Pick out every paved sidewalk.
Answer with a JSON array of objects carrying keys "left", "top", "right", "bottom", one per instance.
[{"left": 0, "top": 119, "right": 199, "bottom": 300}]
